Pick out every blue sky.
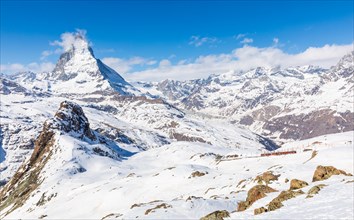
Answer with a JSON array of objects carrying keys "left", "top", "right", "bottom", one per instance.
[{"left": 1, "top": 0, "right": 353, "bottom": 81}]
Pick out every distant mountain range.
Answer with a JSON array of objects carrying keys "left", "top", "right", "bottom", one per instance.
[{"left": 137, "top": 51, "right": 354, "bottom": 141}]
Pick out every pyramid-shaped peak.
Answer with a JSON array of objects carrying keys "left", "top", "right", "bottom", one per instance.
[
  {"left": 52, "top": 33, "right": 97, "bottom": 77},
  {"left": 67, "top": 33, "right": 94, "bottom": 57},
  {"left": 50, "top": 31, "right": 138, "bottom": 95}
]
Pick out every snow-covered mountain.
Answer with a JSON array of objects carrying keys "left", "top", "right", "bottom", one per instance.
[
  {"left": 0, "top": 34, "right": 353, "bottom": 219},
  {"left": 6, "top": 34, "right": 139, "bottom": 96},
  {"left": 137, "top": 52, "right": 354, "bottom": 141},
  {"left": 0, "top": 34, "right": 278, "bottom": 186}
]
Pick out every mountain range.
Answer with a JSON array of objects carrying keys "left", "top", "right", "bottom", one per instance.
[{"left": 0, "top": 34, "right": 353, "bottom": 219}]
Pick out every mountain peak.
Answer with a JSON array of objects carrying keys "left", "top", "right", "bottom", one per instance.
[
  {"left": 68, "top": 33, "right": 94, "bottom": 56},
  {"left": 50, "top": 32, "right": 138, "bottom": 95},
  {"left": 52, "top": 35, "right": 95, "bottom": 77},
  {"left": 328, "top": 51, "right": 354, "bottom": 79}
]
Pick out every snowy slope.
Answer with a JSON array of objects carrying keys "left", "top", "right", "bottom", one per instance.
[
  {"left": 1, "top": 120, "right": 353, "bottom": 219},
  {"left": 0, "top": 90, "right": 277, "bottom": 186}
]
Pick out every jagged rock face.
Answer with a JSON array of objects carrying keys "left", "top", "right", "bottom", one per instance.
[
  {"left": 53, "top": 49, "right": 76, "bottom": 78},
  {"left": 49, "top": 101, "right": 96, "bottom": 140},
  {"left": 52, "top": 35, "right": 99, "bottom": 80},
  {"left": 329, "top": 51, "right": 354, "bottom": 79},
  {"left": 0, "top": 123, "right": 39, "bottom": 186},
  {"left": 0, "top": 122, "right": 55, "bottom": 214},
  {"left": 0, "top": 77, "right": 29, "bottom": 95},
  {"left": 0, "top": 101, "right": 96, "bottom": 214},
  {"left": 263, "top": 110, "right": 354, "bottom": 140}
]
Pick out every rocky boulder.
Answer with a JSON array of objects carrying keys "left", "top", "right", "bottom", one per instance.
[
  {"left": 200, "top": 210, "right": 230, "bottom": 220},
  {"left": 255, "top": 171, "right": 280, "bottom": 185},
  {"left": 289, "top": 179, "right": 309, "bottom": 190},
  {"left": 237, "top": 185, "right": 277, "bottom": 211},
  {"left": 306, "top": 184, "right": 327, "bottom": 198},
  {"left": 255, "top": 189, "right": 304, "bottom": 214},
  {"left": 312, "top": 165, "right": 352, "bottom": 182}
]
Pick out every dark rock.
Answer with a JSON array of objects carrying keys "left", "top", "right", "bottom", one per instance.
[
  {"left": 51, "top": 101, "right": 96, "bottom": 140},
  {"left": 200, "top": 210, "right": 230, "bottom": 220}
]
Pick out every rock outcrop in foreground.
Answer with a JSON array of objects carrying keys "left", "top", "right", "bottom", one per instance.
[
  {"left": 312, "top": 165, "right": 352, "bottom": 182},
  {"left": 0, "top": 101, "right": 95, "bottom": 215}
]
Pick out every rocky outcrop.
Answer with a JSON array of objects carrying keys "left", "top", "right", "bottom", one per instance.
[
  {"left": 144, "top": 203, "right": 172, "bottom": 215},
  {"left": 237, "top": 185, "right": 277, "bottom": 211},
  {"left": 254, "top": 207, "right": 268, "bottom": 215},
  {"left": 0, "top": 101, "right": 96, "bottom": 216},
  {"left": 255, "top": 189, "right": 304, "bottom": 215},
  {"left": 189, "top": 171, "right": 208, "bottom": 178},
  {"left": 289, "top": 179, "right": 309, "bottom": 190},
  {"left": 312, "top": 165, "right": 352, "bottom": 182},
  {"left": 306, "top": 184, "right": 327, "bottom": 198},
  {"left": 169, "top": 131, "right": 209, "bottom": 144},
  {"left": 255, "top": 171, "right": 280, "bottom": 185},
  {"left": 267, "top": 190, "right": 304, "bottom": 211},
  {"left": 0, "top": 120, "right": 55, "bottom": 215},
  {"left": 51, "top": 101, "right": 96, "bottom": 140},
  {"left": 200, "top": 210, "right": 230, "bottom": 220}
]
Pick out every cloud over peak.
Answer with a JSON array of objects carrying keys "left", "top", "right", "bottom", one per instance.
[{"left": 50, "top": 29, "right": 90, "bottom": 52}]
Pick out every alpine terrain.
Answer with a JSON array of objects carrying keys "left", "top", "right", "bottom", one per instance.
[{"left": 0, "top": 33, "right": 353, "bottom": 219}]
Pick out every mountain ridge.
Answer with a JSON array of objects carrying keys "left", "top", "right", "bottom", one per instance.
[{"left": 137, "top": 51, "right": 353, "bottom": 141}]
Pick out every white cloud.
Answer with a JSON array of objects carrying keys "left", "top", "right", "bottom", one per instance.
[
  {"left": 240, "top": 38, "right": 253, "bottom": 44},
  {"left": 159, "top": 59, "right": 171, "bottom": 68},
  {"left": 189, "top": 36, "right": 219, "bottom": 47},
  {"left": 51, "top": 29, "right": 89, "bottom": 52},
  {"left": 40, "top": 50, "right": 53, "bottom": 60},
  {"left": 1, "top": 62, "right": 55, "bottom": 74},
  {"left": 235, "top": 33, "right": 246, "bottom": 40},
  {"left": 273, "top": 37, "right": 279, "bottom": 44},
  {"left": 126, "top": 43, "right": 353, "bottom": 82},
  {"left": 101, "top": 57, "right": 157, "bottom": 74},
  {"left": 146, "top": 60, "right": 157, "bottom": 65}
]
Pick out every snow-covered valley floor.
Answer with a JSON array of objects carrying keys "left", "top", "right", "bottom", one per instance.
[{"left": 2, "top": 131, "right": 353, "bottom": 219}]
